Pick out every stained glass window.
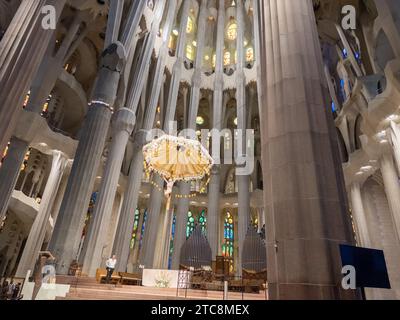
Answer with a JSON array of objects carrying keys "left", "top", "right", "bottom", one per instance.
[
  {"left": 222, "top": 212, "right": 234, "bottom": 258},
  {"left": 186, "top": 44, "right": 195, "bottom": 60},
  {"left": 186, "top": 17, "right": 194, "bottom": 33},
  {"left": 246, "top": 47, "right": 254, "bottom": 62},
  {"left": 168, "top": 214, "right": 177, "bottom": 269},
  {"left": 130, "top": 209, "right": 140, "bottom": 249},
  {"left": 224, "top": 51, "right": 231, "bottom": 66},
  {"left": 186, "top": 210, "right": 207, "bottom": 239},
  {"left": 168, "top": 35, "right": 175, "bottom": 50},
  {"left": 199, "top": 210, "right": 207, "bottom": 234},
  {"left": 139, "top": 210, "right": 148, "bottom": 249},
  {"left": 186, "top": 211, "right": 195, "bottom": 239},
  {"left": 227, "top": 22, "right": 237, "bottom": 41}
]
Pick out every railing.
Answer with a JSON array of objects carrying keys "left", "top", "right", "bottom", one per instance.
[{"left": 176, "top": 269, "right": 268, "bottom": 300}]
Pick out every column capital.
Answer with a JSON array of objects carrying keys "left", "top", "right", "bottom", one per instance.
[
  {"left": 133, "top": 129, "right": 150, "bottom": 148},
  {"left": 112, "top": 107, "right": 136, "bottom": 135},
  {"left": 100, "top": 42, "right": 127, "bottom": 73}
]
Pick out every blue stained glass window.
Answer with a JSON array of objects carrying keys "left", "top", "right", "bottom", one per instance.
[
  {"left": 199, "top": 210, "right": 207, "bottom": 234},
  {"left": 168, "top": 214, "right": 177, "bottom": 269},
  {"left": 130, "top": 209, "right": 140, "bottom": 249},
  {"left": 139, "top": 210, "right": 148, "bottom": 249},
  {"left": 186, "top": 211, "right": 195, "bottom": 239},
  {"left": 222, "top": 212, "right": 234, "bottom": 257}
]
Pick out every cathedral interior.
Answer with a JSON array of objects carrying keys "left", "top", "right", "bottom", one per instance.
[{"left": 0, "top": 0, "right": 400, "bottom": 300}]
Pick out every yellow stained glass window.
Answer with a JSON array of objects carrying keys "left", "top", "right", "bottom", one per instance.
[
  {"left": 168, "top": 35, "right": 175, "bottom": 50},
  {"left": 227, "top": 22, "right": 237, "bottom": 41},
  {"left": 186, "top": 44, "right": 195, "bottom": 60},
  {"left": 186, "top": 17, "right": 194, "bottom": 34},
  {"left": 246, "top": 47, "right": 254, "bottom": 62},
  {"left": 224, "top": 51, "right": 231, "bottom": 66},
  {"left": 212, "top": 53, "right": 216, "bottom": 68}
]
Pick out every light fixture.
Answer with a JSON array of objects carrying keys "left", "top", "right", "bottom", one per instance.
[
  {"left": 196, "top": 116, "right": 204, "bottom": 125},
  {"left": 205, "top": 55, "right": 210, "bottom": 61},
  {"left": 234, "top": 117, "right": 238, "bottom": 126},
  {"left": 172, "top": 29, "right": 179, "bottom": 36},
  {"left": 192, "top": 40, "right": 197, "bottom": 47}
]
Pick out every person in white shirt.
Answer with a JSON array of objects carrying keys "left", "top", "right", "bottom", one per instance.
[{"left": 105, "top": 255, "right": 117, "bottom": 284}]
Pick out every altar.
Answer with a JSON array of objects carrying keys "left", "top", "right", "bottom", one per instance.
[{"left": 142, "top": 269, "right": 191, "bottom": 289}]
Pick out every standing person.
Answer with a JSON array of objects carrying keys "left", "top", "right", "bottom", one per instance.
[
  {"left": 12, "top": 283, "right": 21, "bottom": 300},
  {"left": 105, "top": 255, "right": 117, "bottom": 284},
  {"left": 7, "top": 280, "right": 15, "bottom": 299}
]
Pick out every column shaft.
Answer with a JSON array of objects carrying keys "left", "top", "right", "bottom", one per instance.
[
  {"left": 82, "top": 108, "right": 135, "bottom": 276},
  {"left": 350, "top": 183, "right": 371, "bottom": 247},
  {"left": 113, "top": 0, "right": 177, "bottom": 271},
  {"left": 380, "top": 152, "right": 400, "bottom": 241},
  {"left": 207, "top": 0, "right": 225, "bottom": 263},
  {"left": 0, "top": 137, "right": 29, "bottom": 221},
  {"left": 171, "top": 182, "right": 191, "bottom": 269},
  {"left": 0, "top": 0, "right": 66, "bottom": 153},
  {"left": 112, "top": 147, "right": 144, "bottom": 272},
  {"left": 139, "top": 175, "right": 164, "bottom": 268},
  {"left": 258, "top": 0, "right": 357, "bottom": 299},
  {"left": 16, "top": 151, "right": 67, "bottom": 277}
]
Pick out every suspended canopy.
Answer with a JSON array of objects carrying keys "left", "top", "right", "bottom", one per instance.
[{"left": 143, "top": 135, "right": 213, "bottom": 190}]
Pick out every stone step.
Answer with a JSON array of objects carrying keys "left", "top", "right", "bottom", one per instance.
[{"left": 54, "top": 275, "right": 266, "bottom": 300}]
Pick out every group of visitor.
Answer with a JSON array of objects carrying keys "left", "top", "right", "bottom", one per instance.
[{"left": 0, "top": 280, "right": 22, "bottom": 300}]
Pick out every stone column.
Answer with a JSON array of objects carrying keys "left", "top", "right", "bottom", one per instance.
[
  {"left": 112, "top": 132, "right": 146, "bottom": 272},
  {"left": 77, "top": 1, "right": 162, "bottom": 274},
  {"left": 16, "top": 151, "right": 67, "bottom": 278},
  {"left": 187, "top": 0, "right": 208, "bottom": 129},
  {"left": 81, "top": 108, "right": 135, "bottom": 276},
  {"left": 0, "top": 14, "right": 86, "bottom": 222},
  {"left": 0, "top": 137, "right": 29, "bottom": 222},
  {"left": 138, "top": 175, "right": 165, "bottom": 268},
  {"left": 164, "top": 0, "right": 191, "bottom": 131},
  {"left": 112, "top": 0, "right": 178, "bottom": 272},
  {"left": 48, "top": 0, "right": 148, "bottom": 274},
  {"left": 171, "top": 182, "right": 191, "bottom": 270},
  {"left": 49, "top": 43, "right": 126, "bottom": 274},
  {"left": 236, "top": 175, "right": 251, "bottom": 274},
  {"left": 207, "top": 166, "right": 221, "bottom": 260},
  {"left": 380, "top": 151, "right": 400, "bottom": 241},
  {"left": 258, "top": 0, "right": 357, "bottom": 299},
  {"left": 0, "top": 0, "right": 66, "bottom": 154},
  {"left": 156, "top": 199, "right": 175, "bottom": 269},
  {"left": 350, "top": 183, "right": 371, "bottom": 247},
  {"left": 207, "top": 0, "right": 225, "bottom": 262},
  {"left": 235, "top": 0, "right": 251, "bottom": 276}
]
